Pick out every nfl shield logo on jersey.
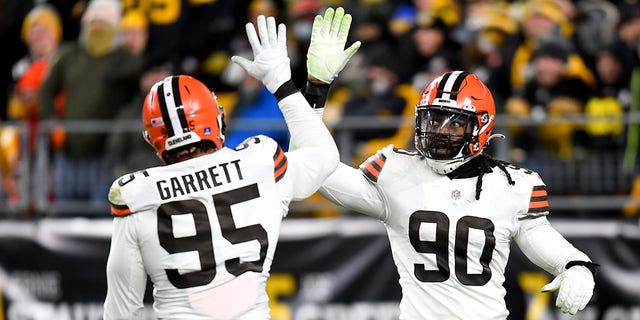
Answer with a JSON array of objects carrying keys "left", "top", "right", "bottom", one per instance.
[{"left": 451, "top": 190, "right": 461, "bottom": 200}]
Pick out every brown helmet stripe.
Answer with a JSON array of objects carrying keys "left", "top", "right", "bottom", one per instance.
[
  {"left": 156, "top": 83, "right": 175, "bottom": 136},
  {"left": 170, "top": 76, "right": 190, "bottom": 134},
  {"left": 157, "top": 77, "right": 192, "bottom": 138},
  {"left": 437, "top": 71, "right": 454, "bottom": 93},
  {"left": 436, "top": 71, "right": 469, "bottom": 101}
]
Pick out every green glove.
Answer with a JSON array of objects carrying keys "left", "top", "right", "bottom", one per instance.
[{"left": 307, "top": 7, "right": 361, "bottom": 84}]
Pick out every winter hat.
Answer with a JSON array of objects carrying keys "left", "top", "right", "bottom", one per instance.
[
  {"left": 532, "top": 41, "right": 570, "bottom": 63},
  {"left": 121, "top": 10, "right": 147, "bottom": 30},
  {"left": 81, "top": 0, "right": 122, "bottom": 28},
  {"left": 21, "top": 4, "right": 62, "bottom": 43}
]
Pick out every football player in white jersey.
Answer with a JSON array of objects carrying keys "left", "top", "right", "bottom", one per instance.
[
  {"left": 103, "top": 14, "right": 342, "bottom": 320},
  {"left": 295, "top": 7, "right": 598, "bottom": 319}
]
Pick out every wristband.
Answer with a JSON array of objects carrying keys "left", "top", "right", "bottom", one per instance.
[
  {"left": 303, "top": 81, "right": 331, "bottom": 109},
  {"left": 273, "top": 80, "right": 299, "bottom": 101},
  {"left": 566, "top": 260, "right": 599, "bottom": 278}
]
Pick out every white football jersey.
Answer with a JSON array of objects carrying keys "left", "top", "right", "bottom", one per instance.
[
  {"left": 319, "top": 144, "right": 589, "bottom": 319},
  {"left": 104, "top": 135, "right": 314, "bottom": 320}
]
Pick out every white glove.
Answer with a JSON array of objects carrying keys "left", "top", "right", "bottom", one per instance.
[
  {"left": 232, "top": 15, "right": 291, "bottom": 93},
  {"left": 307, "top": 7, "right": 361, "bottom": 84},
  {"left": 541, "top": 265, "right": 595, "bottom": 315}
]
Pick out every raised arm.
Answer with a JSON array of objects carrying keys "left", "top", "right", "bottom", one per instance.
[
  {"left": 303, "top": 7, "right": 360, "bottom": 111},
  {"left": 231, "top": 15, "right": 339, "bottom": 199},
  {"left": 285, "top": 7, "right": 386, "bottom": 218}
]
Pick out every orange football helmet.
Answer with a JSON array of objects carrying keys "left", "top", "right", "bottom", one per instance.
[
  {"left": 142, "top": 75, "right": 225, "bottom": 162},
  {"left": 415, "top": 71, "right": 497, "bottom": 174}
]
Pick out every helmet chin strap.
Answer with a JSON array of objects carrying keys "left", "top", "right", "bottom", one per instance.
[
  {"left": 424, "top": 135, "right": 505, "bottom": 175},
  {"left": 425, "top": 144, "right": 475, "bottom": 174},
  {"left": 426, "top": 156, "right": 474, "bottom": 174}
]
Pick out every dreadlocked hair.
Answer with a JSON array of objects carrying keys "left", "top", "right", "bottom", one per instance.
[
  {"left": 474, "top": 154, "right": 516, "bottom": 200},
  {"left": 162, "top": 140, "right": 218, "bottom": 164}
]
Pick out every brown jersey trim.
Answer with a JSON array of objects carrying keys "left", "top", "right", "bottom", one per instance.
[
  {"left": 273, "top": 147, "right": 288, "bottom": 182},
  {"left": 359, "top": 152, "right": 387, "bottom": 183},
  {"left": 528, "top": 185, "right": 549, "bottom": 213},
  {"left": 110, "top": 203, "right": 132, "bottom": 217}
]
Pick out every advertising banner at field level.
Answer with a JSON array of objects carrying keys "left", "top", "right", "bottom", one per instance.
[{"left": 0, "top": 218, "right": 638, "bottom": 320}]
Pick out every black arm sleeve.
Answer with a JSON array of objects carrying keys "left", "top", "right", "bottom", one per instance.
[
  {"left": 566, "top": 261, "right": 599, "bottom": 278},
  {"left": 273, "top": 80, "right": 300, "bottom": 102},
  {"left": 302, "top": 81, "right": 331, "bottom": 109}
]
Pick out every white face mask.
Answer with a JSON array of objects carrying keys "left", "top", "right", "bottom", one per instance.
[
  {"left": 82, "top": 23, "right": 118, "bottom": 56},
  {"left": 370, "top": 78, "right": 392, "bottom": 95}
]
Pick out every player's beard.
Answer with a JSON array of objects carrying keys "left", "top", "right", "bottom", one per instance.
[{"left": 425, "top": 132, "right": 465, "bottom": 160}]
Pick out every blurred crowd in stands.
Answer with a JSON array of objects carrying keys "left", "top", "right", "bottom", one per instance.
[{"left": 0, "top": 0, "right": 639, "bottom": 217}]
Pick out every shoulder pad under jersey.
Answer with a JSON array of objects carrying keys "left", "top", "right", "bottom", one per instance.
[
  {"left": 109, "top": 168, "right": 162, "bottom": 217},
  {"left": 505, "top": 164, "right": 550, "bottom": 217},
  {"left": 233, "top": 135, "right": 288, "bottom": 183},
  {"left": 108, "top": 172, "right": 139, "bottom": 217},
  {"left": 358, "top": 145, "right": 419, "bottom": 183},
  {"left": 524, "top": 170, "right": 549, "bottom": 216},
  {"left": 109, "top": 168, "right": 159, "bottom": 217}
]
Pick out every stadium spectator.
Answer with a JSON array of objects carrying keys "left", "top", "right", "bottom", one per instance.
[
  {"left": 397, "top": 15, "right": 462, "bottom": 90},
  {"left": 506, "top": 41, "right": 593, "bottom": 162},
  {"left": 220, "top": 0, "right": 289, "bottom": 150},
  {"left": 338, "top": 57, "right": 406, "bottom": 154},
  {"left": 333, "top": 0, "right": 398, "bottom": 91},
  {"left": 489, "top": 0, "right": 595, "bottom": 103},
  {"left": 119, "top": 10, "right": 148, "bottom": 57},
  {"left": 224, "top": 73, "right": 290, "bottom": 150},
  {"left": 7, "top": 4, "right": 63, "bottom": 153},
  {"left": 296, "top": 8, "right": 598, "bottom": 317},
  {"left": 615, "top": 2, "right": 640, "bottom": 49},
  {"left": 3, "top": 4, "right": 64, "bottom": 212},
  {"left": 457, "top": 2, "right": 518, "bottom": 90},
  {"left": 38, "top": 0, "right": 143, "bottom": 207},
  {"left": 103, "top": 14, "right": 339, "bottom": 319},
  {"left": 583, "top": 41, "right": 635, "bottom": 152},
  {"left": 571, "top": 0, "right": 620, "bottom": 62},
  {"left": 0, "top": 0, "right": 38, "bottom": 121},
  {"left": 104, "top": 11, "right": 166, "bottom": 178}
]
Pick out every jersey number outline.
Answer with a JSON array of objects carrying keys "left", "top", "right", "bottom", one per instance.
[
  {"left": 157, "top": 184, "right": 267, "bottom": 288},
  {"left": 409, "top": 210, "right": 496, "bottom": 285}
]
